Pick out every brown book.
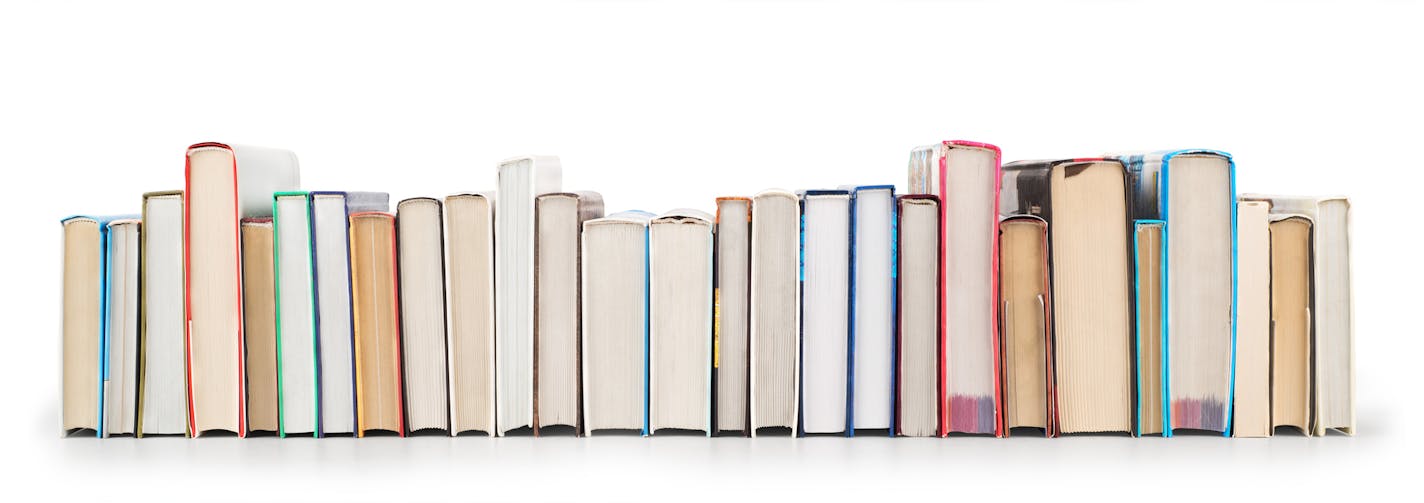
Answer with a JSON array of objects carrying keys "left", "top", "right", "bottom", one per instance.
[
  {"left": 240, "top": 218, "right": 279, "bottom": 434},
  {"left": 1270, "top": 215, "right": 1313, "bottom": 435},
  {"left": 999, "top": 215, "right": 1053, "bottom": 437},
  {"left": 61, "top": 217, "right": 106, "bottom": 436},
  {"left": 350, "top": 212, "right": 405, "bottom": 436},
  {"left": 1133, "top": 221, "right": 1165, "bottom": 436}
]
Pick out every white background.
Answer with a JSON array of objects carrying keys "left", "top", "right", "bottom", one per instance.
[{"left": 2, "top": 0, "right": 1419, "bottom": 501}]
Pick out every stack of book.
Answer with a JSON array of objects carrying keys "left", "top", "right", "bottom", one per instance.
[{"left": 58, "top": 140, "right": 1354, "bottom": 439}]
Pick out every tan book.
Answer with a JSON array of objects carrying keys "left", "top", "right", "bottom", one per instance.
[
  {"left": 1270, "top": 216, "right": 1313, "bottom": 435},
  {"left": 1233, "top": 201, "right": 1272, "bottom": 438},
  {"left": 533, "top": 192, "right": 604, "bottom": 435},
  {"left": 1133, "top": 221, "right": 1165, "bottom": 436},
  {"left": 240, "top": 218, "right": 279, "bottom": 435},
  {"left": 397, "top": 197, "right": 451, "bottom": 434},
  {"left": 445, "top": 193, "right": 496, "bottom": 436},
  {"left": 750, "top": 189, "right": 800, "bottom": 436},
  {"left": 581, "top": 211, "right": 652, "bottom": 435},
  {"left": 999, "top": 215, "right": 1052, "bottom": 436},
  {"left": 61, "top": 216, "right": 111, "bottom": 436},
  {"left": 896, "top": 195, "right": 941, "bottom": 437},
  {"left": 350, "top": 212, "right": 404, "bottom": 436},
  {"left": 649, "top": 209, "right": 714, "bottom": 435}
]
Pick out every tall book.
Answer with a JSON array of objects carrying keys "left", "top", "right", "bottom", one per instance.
[
  {"left": 896, "top": 195, "right": 940, "bottom": 437},
  {"left": 61, "top": 214, "right": 134, "bottom": 437},
  {"left": 649, "top": 209, "right": 714, "bottom": 436},
  {"left": 1240, "top": 195, "right": 1354, "bottom": 436},
  {"left": 240, "top": 218, "right": 279, "bottom": 435},
  {"left": 273, "top": 192, "right": 318, "bottom": 437},
  {"left": 139, "top": 191, "right": 188, "bottom": 437},
  {"left": 581, "top": 211, "right": 652, "bottom": 435},
  {"left": 310, "top": 191, "right": 388, "bottom": 436},
  {"left": 397, "top": 197, "right": 451, "bottom": 434},
  {"left": 350, "top": 212, "right": 404, "bottom": 437},
  {"left": 104, "top": 219, "right": 141, "bottom": 437},
  {"left": 846, "top": 186, "right": 896, "bottom": 435},
  {"left": 185, "top": 143, "right": 299, "bottom": 436},
  {"left": 495, "top": 156, "right": 562, "bottom": 436},
  {"left": 1232, "top": 200, "right": 1272, "bottom": 437},
  {"left": 750, "top": 189, "right": 800, "bottom": 436},
  {"left": 1114, "top": 150, "right": 1236, "bottom": 436},
  {"left": 712, "top": 197, "right": 752, "bottom": 436},
  {"left": 1001, "top": 158, "right": 1132, "bottom": 436},
  {"left": 998, "top": 215, "right": 1054, "bottom": 436},
  {"left": 533, "top": 192, "right": 605, "bottom": 435},
  {"left": 908, "top": 141, "right": 1003, "bottom": 437},
  {"left": 445, "top": 193, "right": 496, "bottom": 435},
  {"left": 798, "top": 190, "right": 851, "bottom": 437}
]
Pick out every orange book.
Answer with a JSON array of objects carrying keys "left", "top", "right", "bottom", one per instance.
[{"left": 349, "top": 212, "right": 405, "bottom": 437}]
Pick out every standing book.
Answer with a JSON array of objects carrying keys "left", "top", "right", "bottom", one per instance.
[
  {"left": 846, "top": 185, "right": 896, "bottom": 435},
  {"left": 445, "top": 193, "right": 497, "bottom": 435},
  {"left": 397, "top": 197, "right": 451, "bottom": 434},
  {"left": 998, "top": 215, "right": 1054, "bottom": 436},
  {"left": 61, "top": 214, "right": 135, "bottom": 437},
  {"left": 139, "top": 191, "right": 188, "bottom": 437},
  {"left": 273, "top": 192, "right": 318, "bottom": 437},
  {"left": 349, "top": 212, "right": 405, "bottom": 437},
  {"left": 798, "top": 190, "right": 851, "bottom": 436},
  {"left": 750, "top": 190, "right": 800, "bottom": 436},
  {"left": 581, "top": 211, "right": 653, "bottom": 435},
  {"left": 1232, "top": 200, "right": 1271, "bottom": 437},
  {"left": 240, "top": 218, "right": 279, "bottom": 435},
  {"left": 103, "top": 219, "right": 141, "bottom": 437},
  {"left": 895, "top": 195, "right": 940, "bottom": 437},
  {"left": 533, "top": 192, "right": 605, "bottom": 435},
  {"left": 649, "top": 209, "right": 714, "bottom": 436},
  {"left": 713, "top": 197, "right": 752, "bottom": 436}
]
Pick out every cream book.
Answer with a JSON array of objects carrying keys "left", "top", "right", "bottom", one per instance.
[
  {"left": 581, "top": 211, "right": 652, "bottom": 435},
  {"left": 62, "top": 215, "right": 134, "bottom": 437},
  {"left": 139, "top": 192, "right": 188, "bottom": 437},
  {"left": 712, "top": 197, "right": 752, "bottom": 435},
  {"left": 896, "top": 195, "right": 940, "bottom": 437},
  {"left": 445, "top": 193, "right": 496, "bottom": 436},
  {"left": 397, "top": 198, "right": 451, "bottom": 434},
  {"left": 750, "top": 189, "right": 800, "bottom": 436},
  {"left": 533, "top": 192, "right": 604, "bottom": 435},
  {"left": 649, "top": 209, "right": 714, "bottom": 435},
  {"left": 104, "top": 219, "right": 141, "bottom": 437}
]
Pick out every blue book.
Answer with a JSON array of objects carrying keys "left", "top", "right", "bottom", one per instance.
[
  {"left": 796, "top": 189, "right": 852, "bottom": 437},
  {"left": 842, "top": 185, "right": 897, "bottom": 437}
]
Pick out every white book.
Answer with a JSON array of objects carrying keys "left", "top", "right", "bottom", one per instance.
[
  {"left": 1232, "top": 200, "right": 1271, "bottom": 437},
  {"left": 713, "top": 198, "right": 751, "bottom": 434},
  {"left": 104, "top": 219, "right": 140, "bottom": 437},
  {"left": 799, "top": 191, "right": 851, "bottom": 435},
  {"left": 534, "top": 192, "right": 604, "bottom": 434},
  {"left": 397, "top": 197, "right": 451, "bottom": 434},
  {"left": 750, "top": 189, "right": 800, "bottom": 436},
  {"left": 139, "top": 192, "right": 187, "bottom": 436},
  {"left": 445, "top": 193, "right": 497, "bottom": 435},
  {"left": 274, "top": 193, "right": 317, "bottom": 437},
  {"left": 581, "top": 211, "right": 652, "bottom": 435},
  {"left": 649, "top": 209, "right": 714, "bottom": 435},
  {"left": 846, "top": 186, "right": 895, "bottom": 432},
  {"left": 897, "top": 196, "right": 941, "bottom": 437},
  {"left": 495, "top": 156, "right": 562, "bottom": 435},
  {"left": 310, "top": 191, "right": 388, "bottom": 436}
]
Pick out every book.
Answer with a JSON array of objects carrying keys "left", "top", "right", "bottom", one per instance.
[
  {"left": 750, "top": 189, "right": 800, "bottom": 436},
  {"left": 533, "top": 192, "right": 605, "bottom": 435},
  {"left": 138, "top": 192, "right": 187, "bottom": 437},
  {"left": 1002, "top": 158, "right": 1132, "bottom": 435},
  {"left": 1232, "top": 200, "right": 1271, "bottom": 438},
  {"left": 104, "top": 219, "right": 141, "bottom": 437},
  {"left": 445, "top": 193, "right": 496, "bottom": 436},
  {"left": 349, "top": 212, "right": 405, "bottom": 437},
  {"left": 310, "top": 191, "right": 389, "bottom": 436},
  {"left": 273, "top": 192, "right": 318, "bottom": 437},
  {"left": 397, "top": 198, "right": 452, "bottom": 434},
  {"left": 240, "top": 218, "right": 279, "bottom": 435},
  {"left": 581, "top": 211, "right": 653, "bottom": 435},
  {"left": 61, "top": 214, "right": 135, "bottom": 437},
  {"left": 998, "top": 215, "right": 1053, "bottom": 436},
  {"left": 798, "top": 190, "right": 851, "bottom": 436},
  {"left": 1132, "top": 220, "right": 1166, "bottom": 436},
  {"left": 1115, "top": 150, "right": 1236, "bottom": 436},
  {"left": 649, "top": 209, "right": 714, "bottom": 435},
  {"left": 1270, "top": 214, "right": 1313, "bottom": 435},
  {"left": 495, "top": 156, "right": 562, "bottom": 436},
  {"left": 909, "top": 141, "right": 1003, "bottom": 436},
  {"left": 896, "top": 195, "right": 940, "bottom": 437},
  {"left": 846, "top": 185, "right": 896, "bottom": 435},
  {"left": 1240, "top": 195, "right": 1353, "bottom": 436},
  {"left": 713, "top": 197, "right": 752, "bottom": 436},
  {"left": 185, "top": 143, "right": 299, "bottom": 436}
]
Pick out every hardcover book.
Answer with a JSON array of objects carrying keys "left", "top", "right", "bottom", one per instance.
[
  {"left": 61, "top": 214, "right": 135, "bottom": 437},
  {"left": 104, "top": 219, "right": 141, "bottom": 437},
  {"left": 1132, "top": 220, "right": 1166, "bottom": 436},
  {"left": 846, "top": 185, "right": 896, "bottom": 435},
  {"left": 397, "top": 198, "right": 452, "bottom": 434},
  {"left": 138, "top": 192, "right": 187, "bottom": 437},
  {"left": 185, "top": 143, "right": 299, "bottom": 436},
  {"left": 581, "top": 211, "right": 653, "bottom": 435},
  {"left": 240, "top": 218, "right": 279, "bottom": 435},
  {"left": 713, "top": 197, "right": 752, "bottom": 435},
  {"left": 998, "top": 215, "right": 1053, "bottom": 436},
  {"left": 909, "top": 141, "right": 1003, "bottom": 436},
  {"left": 750, "top": 189, "right": 800, "bottom": 436},
  {"left": 649, "top": 209, "right": 714, "bottom": 435},
  {"left": 273, "top": 192, "right": 318, "bottom": 437},
  {"left": 533, "top": 192, "right": 605, "bottom": 435},
  {"left": 798, "top": 190, "right": 851, "bottom": 437},
  {"left": 350, "top": 212, "right": 405, "bottom": 437},
  {"left": 445, "top": 193, "right": 496, "bottom": 436},
  {"left": 1233, "top": 200, "right": 1272, "bottom": 437},
  {"left": 896, "top": 195, "right": 940, "bottom": 437}
]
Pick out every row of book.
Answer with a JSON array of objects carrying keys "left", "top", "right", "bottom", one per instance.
[{"left": 59, "top": 141, "right": 1354, "bottom": 439}]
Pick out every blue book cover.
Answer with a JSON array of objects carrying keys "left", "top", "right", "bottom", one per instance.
[{"left": 842, "top": 185, "right": 897, "bottom": 437}]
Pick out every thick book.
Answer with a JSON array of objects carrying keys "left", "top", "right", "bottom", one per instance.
[
  {"left": 1114, "top": 150, "right": 1236, "bottom": 436},
  {"left": 397, "top": 198, "right": 452, "bottom": 434},
  {"left": 998, "top": 215, "right": 1053, "bottom": 437},
  {"left": 896, "top": 195, "right": 940, "bottom": 437},
  {"left": 1132, "top": 220, "right": 1166, "bottom": 436},
  {"left": 581, "top": 211, "right": 653, "bottom": 435},
  {"left": 798, "top": 190, "right": 851, "bottom": 437},
  {"left": 104, "top": 219, "right": 141, "bottom": 437},
  {"left": 185, "top": 143, "right": 299, "bottom": 437},
  {"left": 909, "top": 140, "right": 1003, "bottom": 436},
  {"left": 1232, "top": 200, "right": 1271, "bottom": 438},
  {"left": 495, "top": 156, "right": 562, "bottom": 436},
  {"left": 240, "top": 218, "right": 279, "bottom": 435},
  {"left": 750, "top": 189, "right": 800, "bottom": 436},
  {"left": 846, "top": 185, "right": 896, "bottom": 435},
  {"left": 533, "top": 192, "right": 605, "bottom": 435},
  {"left": 310, "top": 191, "right": 388, "bottom": 436},
  {"left": 349, "top": 212, "right": 405, "bottom": 437},
  {"left": 445, "top": 193, "right": 497, "bottom": 435},
  {"left": 61, "top": 214, "right": 135, "bottom": 437},
  {"left": 139, "top": 192, "right": 187, "bottom": 437},
  {"left": 1002, "top": 158, "right": 1132, "bottom": 436},
  {"left": 649, "top": 209, "right": 714, "bottom": 436},
  {"left": 712, "top": 197, "right": 751, "bottom": 435},
  {"left": 273, "top": 192, "right": 318, "bottom": 437},
  {"left": 1241, "top": 194, "right": 1355, "bottom": 436}
]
